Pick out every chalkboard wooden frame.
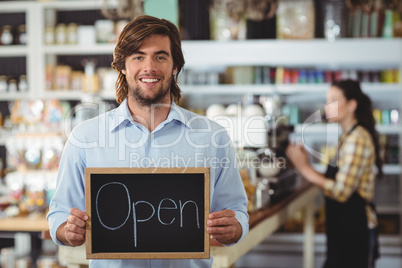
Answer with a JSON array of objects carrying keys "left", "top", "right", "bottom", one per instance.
[{"left": 85, "top": 167, "right": 210, "bottom": 259}]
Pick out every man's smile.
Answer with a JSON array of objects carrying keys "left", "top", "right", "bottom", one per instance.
[{"left": 139, "top": 78, "right": 160, "bottom": 83}]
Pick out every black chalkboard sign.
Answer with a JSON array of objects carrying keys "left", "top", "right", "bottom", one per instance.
[{"left": 85, "top": 167, "right": 210, "bottom": 259}]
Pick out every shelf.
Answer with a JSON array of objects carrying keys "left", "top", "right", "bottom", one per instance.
[
  {"left": 42, "top": 90, "right": 105, "bottom": 100},
  {"left": 295, "top": 123, "right": 402, "bottom": 135},
  {"left": 0, "top": 92, "right": 30, "bottom": 100},
  {"left": 43, "top": 86, "right": 282, "bottom": 99},
  {"left": 376, "top": 125, "right": 402, "bottom": 134},
  {"left": 42, "top": 90, "right": 117, "bottom": 100},
  {"left": 181, "top": 39, "right": 402, "bottom": 68},
  {"left": 180, "top": 83, "right": 401, "bottom": 96},
  {"left": 47, "top": 83, "right": 399, "bottom": 98},
  {"left": 362, "top": 83, "right": 401, "bottom": 93},
  {"left": 0, "top": 1, "right": 33, "bottom": 12},
  {"left": 0, "top": 216, "right": 48, "bottom": 232},
  {"left": 0, "top": 130, "right": 64, "bottom": 146},
  {"left": 383, "top": 164, "right": 402, "bottom": 174},
  {"left": 0, "top": 46, "right": 29, "bottom": 57},
  {"left": 39, "top": 40, "right": 402, "bottom": 70},
  {"left": 40, "top": 83, "right": 401, "bottom": 99},
  {"left": 43, "top": 44, "right": 115, "bottom": 55},
  {"left": 40, "top": 0, "right": 103, "bottom": 10},
  {"left": 181, "top": 84, "right": 276, "bottom": 95},
  {"left": 276, "top": 83, "right": 401, "bottom": 95},
  {"left": 35, "top": 83, "right": 402, "bottom": 101},
  {"left": 99, "top": 90, "right": 116, "bottom": 100}
]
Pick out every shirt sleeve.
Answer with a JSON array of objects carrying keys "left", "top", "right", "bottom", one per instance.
[
  {"left": 210, "top": 130, "right": 249, "bottom": 245},
  {"left": 46, "top": 130, "right": 87, "bottom": 246},
  {"left": 323, "top": 134, "right": 372, "bottom": 202}
]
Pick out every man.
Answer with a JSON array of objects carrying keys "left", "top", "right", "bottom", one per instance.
[{"left": 47, "top": 15, "right": 249, "bottom": 267}]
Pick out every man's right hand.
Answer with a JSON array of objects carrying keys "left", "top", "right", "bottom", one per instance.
[{"left": 56, "top": 207, "right": 88, "bottom": 247}]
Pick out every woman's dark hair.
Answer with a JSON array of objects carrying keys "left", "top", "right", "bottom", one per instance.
[
  {"left": 111, "top": 15, "right": 185, "bottom": 104},
  {"left": 332, "top": 79, "right": 383, "bottom": 178}
]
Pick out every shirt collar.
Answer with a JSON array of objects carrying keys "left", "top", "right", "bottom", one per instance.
[
  {"left": 108, "top": 98, "right": 132, "bottom": 132},
  {"left": 109, "top": 98, "right": 192, "bottom": 132},
  {"left": 165, "top": 101, "right": 192, "bottom": 129}
]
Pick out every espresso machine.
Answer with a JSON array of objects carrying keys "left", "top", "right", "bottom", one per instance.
[{"left": 255, "top": 95, "right": 301, "bottom": 204}]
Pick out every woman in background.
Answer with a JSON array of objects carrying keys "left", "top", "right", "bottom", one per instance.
[{"left": 286, "top": 79, "right": 382, "bottom": 268}]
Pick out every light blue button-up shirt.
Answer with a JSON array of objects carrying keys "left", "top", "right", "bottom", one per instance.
[{"left": 47, "top": 99, "right": 249, "bottom": 268}]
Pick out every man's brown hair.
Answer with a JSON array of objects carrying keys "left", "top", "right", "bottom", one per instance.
[{"left": 111, "top": 15, "right": 185, "bottom": 104}]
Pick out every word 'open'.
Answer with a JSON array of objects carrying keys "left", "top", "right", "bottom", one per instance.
[{"left": 95, "top": 182, "right": 200, "bottom": 248}]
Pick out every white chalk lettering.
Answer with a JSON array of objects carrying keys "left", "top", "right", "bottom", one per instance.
[
  {"left": 158, "top": 198, "right": 177, "bottom": 225},
  {"left": 94, "top": 182, "right": 201, "bottom": 248},
  {"left": 95, "top": 182, "right": 131, "bottom": 230},
  {"left": 179, "top": 200, "right": 200, "bottom": 228},
  {"left": 132, "top": 201, "right": 155, "bottom": 248}
]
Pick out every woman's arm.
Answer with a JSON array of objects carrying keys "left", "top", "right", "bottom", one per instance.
[{"left": 286, "top": 143, "right": 326, "bottom": 189}]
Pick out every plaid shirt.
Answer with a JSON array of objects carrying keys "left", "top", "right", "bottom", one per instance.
[{"left": 323, "top": 124, "right": 377, "bottom": 228}]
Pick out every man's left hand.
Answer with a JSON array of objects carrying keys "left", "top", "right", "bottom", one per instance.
[{"left": 207, "top": 209, "right": 242, "bottom": 245}]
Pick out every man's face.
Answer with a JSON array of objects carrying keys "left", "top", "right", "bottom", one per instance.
[{"left": 123, "top": 34, "right": 177, "bottom": 106}]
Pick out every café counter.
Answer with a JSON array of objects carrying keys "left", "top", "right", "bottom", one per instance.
[{"left": 0, "top": 216, "right": 50, "bottom": 268}]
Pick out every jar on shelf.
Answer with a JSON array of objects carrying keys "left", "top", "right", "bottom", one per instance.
[
  {"left": 322, "top": 0, "right": 348, "bottom": 41},
  {"left": 17, "top": 24, "right": 27, "bottom": 45},
  {"left": 55, "top": 23, "right": 67, "bottom": 44},
  {"left": 7, "top": 79, "right": 17, "bottom": 92},
  {"left": 0, "top": 76, "right": 7, "bottom": 92},
  {"left": 66, "top": 23, "right": 78, "bottom": 44},
  {"left": 210, "top": 0, "right": 247, "bottom": 40},
  {"left": 44, "top": 25, "right": 55, "bottom": 45},
  {"left": 276, "top": 0, "right": 315, "bottom": 39},
  {"left": 18, "top": 75, "right": 28, "bottom": 92},
  {"left": 95, "top": 20, "right": 114, "bottom": 43},
  {"left": 82, "top": 59, "right": 99, "bottom": 93},
  {"left": 382, "top": 9, "right": 394, "bottom": 38},
  {"left": 0, "top": 25, "right": 14, "bottom": 45},
  {"left": 24, "top": 172, "right": 48, "bottom": 214}
]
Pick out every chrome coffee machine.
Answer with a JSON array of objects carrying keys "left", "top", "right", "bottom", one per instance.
[{"left": 256, "top": 124, "right": 300, "bottom": 203}]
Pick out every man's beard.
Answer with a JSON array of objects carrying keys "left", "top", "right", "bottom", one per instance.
[{"left": 128, "top": 76, "right": 172, "bottom": 107}]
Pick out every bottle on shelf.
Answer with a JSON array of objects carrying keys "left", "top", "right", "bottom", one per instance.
[
  {"left": 0, "top": 25, "right": 13, "bottom": 45},
  {"left": 44, "top": 25, "right": 55, "bottom": 45},
  {"left": 8, "top": 79, "right": 18, "bottom": 93},
  {"left": 18, "top": 75, "right": 28, "bottom": 92},
  {"left": 17, "top": 24, "right": 27, "bottom": 45},
  {"left": 82, "top": 59, "right": 99, "bottom": 93},
  {"left": 55, "top": 23, "right": 67, "bottom": 45},
  {"left": 0, "top": 76, "right": 7, "bottom": 92},
  {"left": 66, "top": 23, "right": 78, "bottom": 45}
]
